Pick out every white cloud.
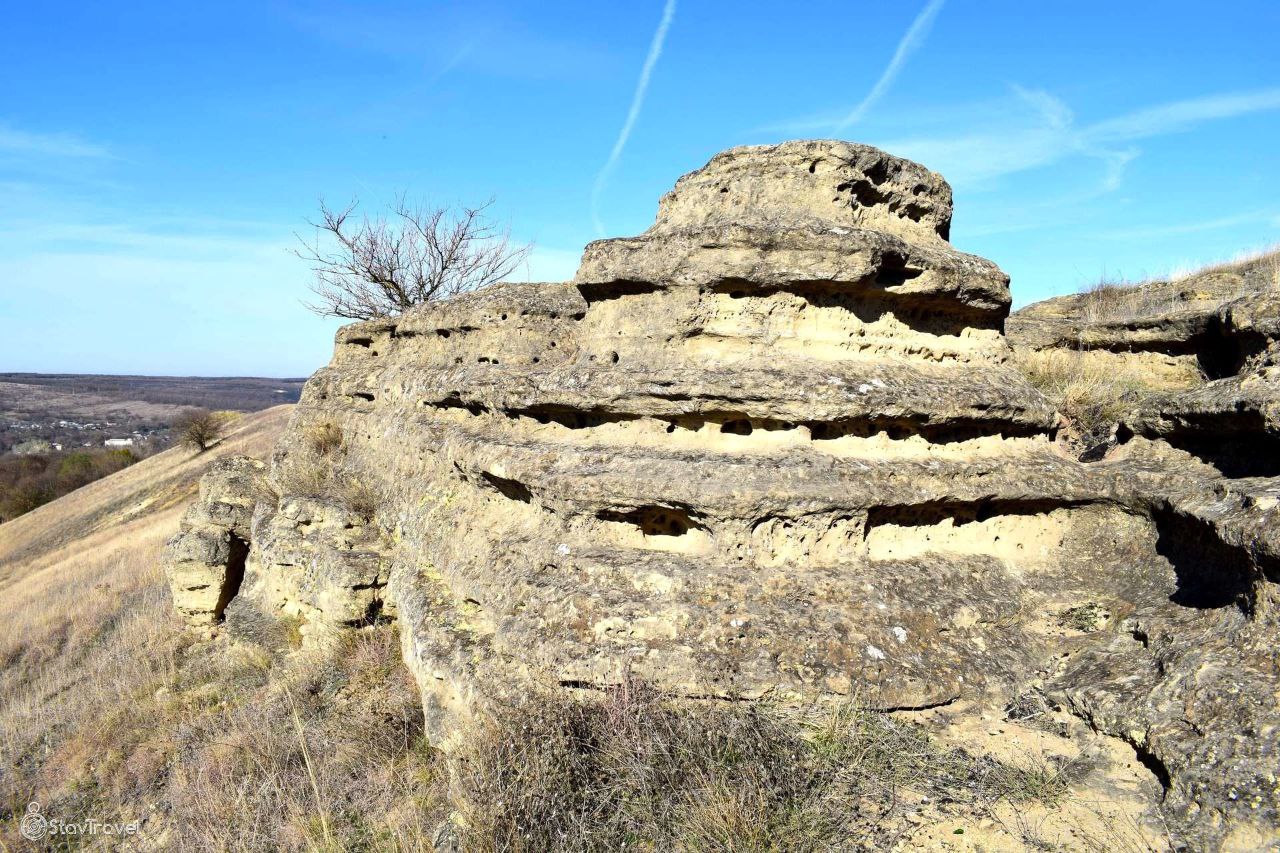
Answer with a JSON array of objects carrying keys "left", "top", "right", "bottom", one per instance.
[
  {"left": 590, "top": 0, "right": 677, "bottom": 237},
  {"left": 879, "top": 86, "right": 1280, "bottom": 191},
  {"left": 835, "top": 0, "right": 946, "bottom": 132},
  {"left": 1087, "top": 89, "right": 1280, "bottom": 143},
  {"left": 0, "top": 125, "right": 111, "bottom": 160}
]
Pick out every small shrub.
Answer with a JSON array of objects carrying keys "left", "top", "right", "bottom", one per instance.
[
  {"left": 339, "top": 475, "right": 380, "bottom": 521},
  {"left": 173, "top": 408, "right": 227, "bottom": 453},
  {"left": 275, "top": 460, "right": 329, "bottom": 497},
  {"left": 447, "top": 682, "right": 1075, "bottom": 853},
  {"left": 306, "top": 421, "right": 345, "bottom": 456}
]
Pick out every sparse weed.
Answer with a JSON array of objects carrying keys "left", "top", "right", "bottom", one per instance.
[
  {"left": 306, "top": 421, "right": 345, "bottom": 457},
  {"left": 1016, "top": 350, "right": 1148, "bottom": 436},
  {"left": 275, "top": 459, "right": 330, "bottom": 497},
  {"left": 339, "top": 475, "right": 380, "bottom": 521}
]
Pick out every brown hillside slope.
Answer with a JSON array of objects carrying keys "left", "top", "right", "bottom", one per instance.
[
  {"left": 0, "top": 406, "right": 290, "bottom": 579},
  {"left": 0, "top": 404, "right": 446, "bottom": 850}
]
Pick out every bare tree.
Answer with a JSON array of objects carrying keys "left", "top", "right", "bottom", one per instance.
[
  {"left": 174, "top": 408, "right": 225, "bottom": 453},
  {"left": 295, "top": 197, "right": 531, "bottom": 320}
]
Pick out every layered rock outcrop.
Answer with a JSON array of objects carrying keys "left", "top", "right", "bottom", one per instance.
[
  {"left": 166, "top": 456, "right": 262, "bottom": 625},
  {"left": 1008, "top": 251, "right": 1280, "bottom": 382},
  {"left": 167, "top": 142, "right": 1280, "bottom": 849}
]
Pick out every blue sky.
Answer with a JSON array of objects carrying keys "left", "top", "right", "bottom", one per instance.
[{"left": 1, "top": 0, "right": 1277, "bottom": 376}]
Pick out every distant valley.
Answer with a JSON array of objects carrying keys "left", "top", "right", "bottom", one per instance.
[{"left": 0, "top": 373, "right": 305, "bottom": 455}]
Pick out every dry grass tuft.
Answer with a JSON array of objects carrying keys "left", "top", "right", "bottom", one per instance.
[
  {"left": 306, "top": 421, "right": 346, "bottom": 457},
  {"left": 1016, "top": 350, "right": 1150, "bottom": 436},
  {"left": 1078, "top": 278, "right": 1182, "bottom": 324},
  {"left": 339, "top": 475, "right": 381, "bottom": 522}
]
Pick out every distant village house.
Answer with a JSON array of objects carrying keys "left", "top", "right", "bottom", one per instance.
[{"left": 104, "top": 438, "right": 134, "bottom": 448}]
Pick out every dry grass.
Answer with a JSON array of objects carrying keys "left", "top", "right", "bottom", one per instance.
[
  {"left": 339, "top": 475, "right": 381, "bottom": 521},
  {"left": 1077, "top": 248, "right": 1280, "bottom": 326},
  {"left": 448, "top": 681, "right": 1070, "bottom": 852},
  {"left": 306, "top": 421, "right": 346, "bottom": 457},
  {"left": 1016, "top": 350, "right": 1150, "bottom": 436},
  {"left": 1078, "top": 278, "right": 1181, "bottom": 325},
  {"left": 0, "top": 405, "right": 1137, "bottom": 851},
  {"left": 0, "top": 519, "right": 442, "bottom": 850}
]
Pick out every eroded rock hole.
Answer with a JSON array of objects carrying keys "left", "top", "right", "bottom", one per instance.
[
  {"left": 516, "top": 406, "right": 640, "bottom": 430},
  {"left": 481, "top": 472, "right": 533, "bottom": 503},
  {"left": 1196, "top": 317, "right": 1266, "bottom": 379},
  {"left": 1154, "top": 506, "right": 1272, "bottom": 615},
  {"left": 874, "top": 253, "right": 925, "bottom": 287},
  {"left": 863, "top": 161, "right": 890, "bottom": 185},
  {"left": 430, "top": 397, "right": 487, "bottom": 416},
  {"left": 867, "top": 499, "right": 1078, "bottom": 529},
  {"left": 805, "top": 417, "right": 1030, "bottom": 444},
  {"left": 576, "top": 279, "right": 664, "bottom": 304},
  {"left": 213, "top": 534, "right": 249, "bottom": 622},
  {"left": 598, "top": 506, "right": 703, "bottom": 537},
  {"left": 1155, "top": 426, "right": 1280, "bottom": 478}
]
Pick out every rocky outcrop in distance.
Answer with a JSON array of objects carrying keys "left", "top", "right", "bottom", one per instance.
[{"left": 167, "top": 141, "right": 1279, "bottom": 850}]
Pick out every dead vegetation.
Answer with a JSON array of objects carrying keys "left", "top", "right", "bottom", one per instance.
[
  {"left": 296, "top": 198, "right": 531, "bottom": 321},
  {"left": 0, "top": 486, "right": 1079, "bottom": 852},
  {"left": 0, "top": 514, "right": 442, "bottom": 850},
  {"left": 278, "top": 423, "right": 381, "bottom": 520},
  {"left": 1014, "top": 349, "right": 1193, "bottom": 439},
  {"left": 307, "top": 421, "right": 346, "bottom": 456},
  {"left": 1078, "top": 278, "right": 1182, "bottom": 325},
  {"left": 1076, "top": 249, "right": 1280, "bottom": 326},
  {"left": 448, "top": 681, "right": 1071, "bottom": 852},
  {"left": 0, "top": 408, "right": 1155, "bottom": 852}
]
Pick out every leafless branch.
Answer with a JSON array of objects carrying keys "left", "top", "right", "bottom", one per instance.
[{"left": 293, "top": 197, "right": 531, "bottom": 320}]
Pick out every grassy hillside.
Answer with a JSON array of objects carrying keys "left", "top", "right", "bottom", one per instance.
[{"left": 0, "top": 404, "right": 451, "bottom": 850}]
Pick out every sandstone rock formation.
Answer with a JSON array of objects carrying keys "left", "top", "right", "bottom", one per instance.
[
  {"left": 166, "top": 456, "right": 262, "bottom": 625},
  {"left": 1008, "top": 251, "right": 1279, "bottom": 383},
  {"left": 167, "top": 142, "right": 1280, "bottom": 849}
]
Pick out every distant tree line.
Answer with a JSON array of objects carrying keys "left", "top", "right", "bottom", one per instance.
[{"left": 0, "top": 448, "right": 139, "bottom": 522}]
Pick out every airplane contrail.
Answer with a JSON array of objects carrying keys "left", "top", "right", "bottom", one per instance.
[
  {"left": 590, "top": 0, "right": 677, "bottom": 237},
  {"left": 835, "top": 0, "right": 946, "bottom": 133}
]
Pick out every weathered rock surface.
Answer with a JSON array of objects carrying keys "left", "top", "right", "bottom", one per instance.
[
  {"left": 1008, "top": 251, "right": 1279, "bottom": 381},
  {"left": 166, "top": 456, "right": 262, "bottom": 625},
  {"left": 167, "top": 142, "right": 1280, "bottom": 849},
  {"left": 1124, "top": 340, "right": 1280, "bottom": 478}
]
